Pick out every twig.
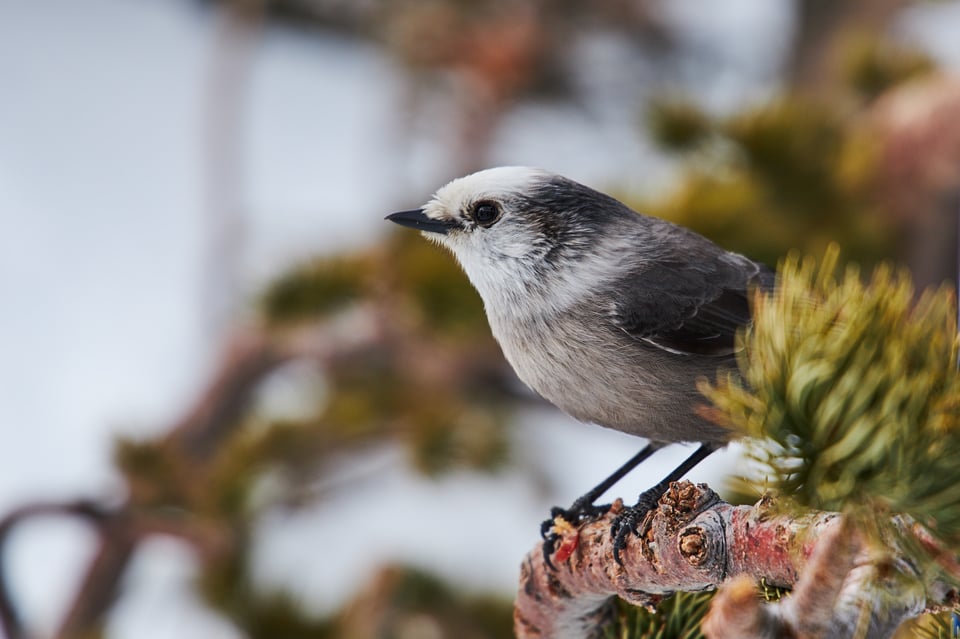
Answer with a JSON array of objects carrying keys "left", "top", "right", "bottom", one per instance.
[
  {"left": 0, "top": 315, "right": 385, "bottom": 639},
  {"left": 167, "top": 329, "right": 289, "bottom": 460},
  {"left": 0, "top": 501, "right": 110, "bottom": 639},
  {"left": 54, "top": 513, "right": 137, "bottom": 639},
  {"left": 515, "top": 482, "right": 951, "bottom": 639}
]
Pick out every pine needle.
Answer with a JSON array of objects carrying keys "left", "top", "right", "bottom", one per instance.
[{"left": 701, "top": 244, "right": 960, "bottom": 557}]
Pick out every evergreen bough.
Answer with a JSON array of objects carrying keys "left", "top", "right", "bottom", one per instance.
[{"left": 703, "top": 245, "right": 960, "bottom": 551}]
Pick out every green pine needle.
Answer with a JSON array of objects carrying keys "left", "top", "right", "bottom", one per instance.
[
  {"left": 907, "top": 611, "right": 960, "bottom": 639},
  {"left": 606, "top": 592, "right": 713, "bottom": 639},
  {"left": 646, "top": 97, "right": 714, "bottom": 153},
  {"left": 260, "top": 256, "right": 371, "bottom": 326},
  {"left": 701, "top": 244, "right": 960, "bottom": 550}
]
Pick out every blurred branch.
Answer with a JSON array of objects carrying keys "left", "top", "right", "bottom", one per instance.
[
  {"left": 0, "top": 227, "right": 521, "bottom": 638},
  {"left": 0, "top": 501, "right": 109, "bottom": 639},
  {"left": 168, "top": 330, "right": 289, "bottom": 460},
  {"left": 0, "top": 316, "right": 385, "bottom": 639},
  {"left": 54, "top": 511, "right": 136, "bottom": 639},
  {"left": 209, "top": 0, "right": 673, "bottom": 177},
  {"left": 201, "top": 0, "right": 264, "bottom": 338},
  {"left": 788, "top": 0, "right": 909, "bottom": 96},
  {"left": 516, "top": 482, "right": 956, "bottom": 639}
]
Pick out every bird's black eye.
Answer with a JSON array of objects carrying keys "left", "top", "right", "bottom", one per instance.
[{"left": 471, "top": 201, "right": 500, "bottom": 227}]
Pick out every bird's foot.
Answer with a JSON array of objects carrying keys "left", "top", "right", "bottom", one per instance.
[
  {"left": 540, "top": 496, "right": 612, "bottom": 569},
  {"left": 610, "top": 488, "right": 662, "bottom": 565}
]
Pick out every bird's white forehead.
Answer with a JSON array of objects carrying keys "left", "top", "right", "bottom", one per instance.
[{"left": 425, "top": 166, "right": 551, "bottom": 218}]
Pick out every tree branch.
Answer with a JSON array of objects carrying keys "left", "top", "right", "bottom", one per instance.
[
  {"left": 515, "top": 481, "right": 955, "bottom": 639},
  {"left": 0, "top": 501, "right": 109, "bottom": 639},
  {"left": 0, "top": 314, "right": 385, "bottom": 639}
]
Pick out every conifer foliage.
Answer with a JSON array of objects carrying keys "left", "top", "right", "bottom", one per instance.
[{"left": 704, "top": 244, "right": 960, "bottom": 555}]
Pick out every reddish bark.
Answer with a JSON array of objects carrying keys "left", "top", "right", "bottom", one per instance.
[{"left": 515, "top": 482, "right": 952, "bottom": 639}]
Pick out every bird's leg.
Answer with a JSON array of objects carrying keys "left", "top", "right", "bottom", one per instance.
[
  {"left": 541, "top": 444, "right": 656, "bottom": 568},
  {"left": 610, "top": 443, "right": 715, "bottom": 565}
]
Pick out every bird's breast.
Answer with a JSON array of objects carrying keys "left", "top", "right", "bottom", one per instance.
[{"left": 487, "top": 307, "right": 731, "bottom": 444}]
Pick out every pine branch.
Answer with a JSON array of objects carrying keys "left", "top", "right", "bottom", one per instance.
[
  {"left": 0, "top": 317, "right": 385, "bottom": 639},
  {"left": 515, "top": 481, "right": 957, "bottom": 639}
]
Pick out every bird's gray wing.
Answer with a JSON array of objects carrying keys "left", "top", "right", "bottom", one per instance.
[{"left": 610, "top": 256, "right": 774, "bottom": 357}]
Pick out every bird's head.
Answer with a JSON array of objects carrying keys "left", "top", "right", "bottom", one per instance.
[{"left": 387, "top": 167, "right": 632, "bottom": 307}]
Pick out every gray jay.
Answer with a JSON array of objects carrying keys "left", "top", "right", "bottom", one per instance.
[{"left": 387, "top": 167, "right": 773, "bottom": 564}]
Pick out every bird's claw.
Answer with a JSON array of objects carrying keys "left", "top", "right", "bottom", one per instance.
[
  {"left": 540, "top": 499, "right": 611, "bottom": 569},
  {"left": 610, "top": 491, "right": 660, "bottom": 565}
]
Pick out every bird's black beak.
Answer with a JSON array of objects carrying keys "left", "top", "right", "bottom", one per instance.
[{"left": 385, "top": 209, "right": 460, "bottom": 235}]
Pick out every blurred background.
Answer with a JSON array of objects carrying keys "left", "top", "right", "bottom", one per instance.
[{"left": 2, "top": 0, "right": 960, "bottom": 637}]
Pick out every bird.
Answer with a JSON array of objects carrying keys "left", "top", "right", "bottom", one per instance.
[{"left": 386, "top": 166, "right": 774, "bottom": 565}]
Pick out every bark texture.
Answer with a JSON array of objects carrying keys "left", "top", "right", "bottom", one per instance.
[{"left": 515, "top": 482, "right": 955, "bottom": 639}]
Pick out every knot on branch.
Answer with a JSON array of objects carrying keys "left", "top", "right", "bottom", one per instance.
[{"left": 515, "top": 483, "right": 958, "bottom": 639}]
